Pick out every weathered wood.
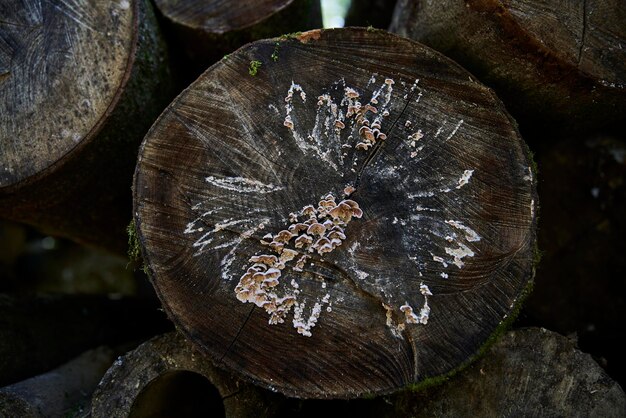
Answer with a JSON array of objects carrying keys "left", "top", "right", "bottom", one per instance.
[
  {"left": 389, "top": 0, "right": 626, "bottom": 137},
  {"left": 382, "top": 328, "right": 626, "bottom": 417},
  {"left": 154, "top": 0, "right": 322, "bottom": 69},
  {"left": 0, "top": 347, "right": 114, "bottom": 418},
  {"left": 0, "top": 294, "right": 170, "bottom": 387},
  {"left": 344, "top": 0, "right": 398, "bottom": 29},
  {"left": 91, "top": 332, "right": 283, "bottom": 418},
  {"left": 133, "top": 28, "right": 537, "bottom": 398},
  {"left": 0, "top": 0, "right": 173, "bottom": 254}
]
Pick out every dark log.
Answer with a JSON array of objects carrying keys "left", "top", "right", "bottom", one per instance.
[
  {"left": 389, "top": 0, "right": 626, "bottom": 137},
  {"left": 0, "top": 347, "right": 114, "bottom": 418},
  {"left": 382, "top": 328, "right": 626, "bottom": 417},
  {"left": 0, "top": 294, "right": 171, "bottom": 387},
  {"left": 154, "top": 0, "right": 322, "bottom": 70},
  {"left": 133, "top": 28, "right": 537, "bottom": 398},
  {"left": 522, "top": 135, "right": 626, "bottom": 386},
  {"left": 344, "top": 0, "right": 398, "bottom": 29},
  {"left": 0, "top": 0, "right": 173, "bottom": 254},
  {"left": 91, "top": 332, "right": 283, "bottom": 418}
]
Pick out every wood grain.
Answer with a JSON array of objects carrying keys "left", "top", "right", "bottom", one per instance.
[
  {"left": 154, "top": 0, "right": 322, "bottom": 68},
  {"left": 0, "top": 0, "right": 172, "bottom": 253},
  {"left": 134, "top": 28, "right": 537, "bottom": 398},
  {"left": 390, "top": 0, "right": 626, "bottom": 137}
]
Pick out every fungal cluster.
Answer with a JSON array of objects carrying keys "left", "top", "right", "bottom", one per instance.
[{"left": 234, "top": 193, "right": 363, "bottom": 336}]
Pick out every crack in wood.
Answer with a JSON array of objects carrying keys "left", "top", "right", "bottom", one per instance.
[
  {"left": 353, "top": 83, "right": 416, "bottom": 191},
  {"left": 577, "top": 0, "right": 588, "bottom": 66}
]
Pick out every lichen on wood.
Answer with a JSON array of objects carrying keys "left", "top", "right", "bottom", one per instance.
[{"left": 133, "top": 28, "right": 537, "bottom": 398}]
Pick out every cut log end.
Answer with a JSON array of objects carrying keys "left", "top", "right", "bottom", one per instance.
[
  {"left": 134, "top": 28, "right": 537, "bottom": 398},
  {"left": 390, "top": 0, "right": 626, "bottom": 135},
  {"left": 0, "top": 0, "right": 136, "bottom": 187}
]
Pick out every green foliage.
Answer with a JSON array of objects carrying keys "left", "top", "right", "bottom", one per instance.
[{"left": 249, "top": 60, "right": 262, "bottom": 76}]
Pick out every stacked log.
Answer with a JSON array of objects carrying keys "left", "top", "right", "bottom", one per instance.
[
  {"left": 390, "top": 0, "right": 626, "bottom": 137},
  {"left": 133, "top": 28, "right": 537, "bottom": 397},
  {"left": 0, "top": 0, "right": 173, "bottom": 254}
]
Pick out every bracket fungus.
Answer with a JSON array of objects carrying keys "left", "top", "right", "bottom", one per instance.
[{"left": 133, "top": 28, "right": 537, "bottom": 398}]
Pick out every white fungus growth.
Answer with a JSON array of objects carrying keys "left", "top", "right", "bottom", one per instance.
[{"left": 234, "top": 193, "right": 363, "bottom": 337}]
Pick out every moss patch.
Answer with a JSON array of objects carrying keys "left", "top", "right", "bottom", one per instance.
[
  {"left": 249, "top": 60, "right": 262, "bottom": 76},
  {"left": 127, "top": 219, "right": 141, "bottom": 263}
]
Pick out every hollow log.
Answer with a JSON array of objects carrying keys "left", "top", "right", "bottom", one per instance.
[
  {"left": 133, "top": 28, "right": 537, "bottom": 398},
  {"left": 91, "top": 332, "right": 283, "bottom": 418},
  {"left": 389, "top": 0, "right": 626, "bottom": 137},
  {"left": 0, "top": 0, "right": 173, "bottom": 254},
  {"left": 0, "top": 347, "right": 114, "bottom": 418},
  {"left": 0, "top": 294, "right": 171, "bottom": 387},
  {"left": 154, "top": 0, "right": 322, "bottom": 70}
]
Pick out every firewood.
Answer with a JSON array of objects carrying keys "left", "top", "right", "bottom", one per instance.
[
  {"left": 0, "top": 0, "right": 173, "bottom": 254},
  {"left": 154, "top": 0, "right": 322, "bottom": 69},
  {"left": 133, "top": 28, "right": 537, "bottom": 398},
  {"left": 91, "top": 332, "right": 283, "bottom": 418},
  {"left": 390, "top": 0, "right": 626, "bottom": 137}
]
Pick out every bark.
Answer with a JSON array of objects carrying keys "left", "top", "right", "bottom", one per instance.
[
  {"left": 133, "top": 28, "right": 537, "bottom": 398},
  {"left": 0, "top": 347, "right": 114, "bottom": 418},
  {"left": 0, "top": 294, "right": 170, "bottom": 387},
  {"left": 0, "top": 0, "right": 173, "bottom": 254},
  {"left": 390, "top": 0, "right": 626, "bottom": 138},
  {"left": 91, "top": 332, "right": 283, "bottom": 418},
  {"left": 154, "top": 0, "right": 322, "bottom": 71}
]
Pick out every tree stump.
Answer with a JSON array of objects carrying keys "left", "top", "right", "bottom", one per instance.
[
  {"left": 0, "top": 0, "right": 172, "bottom": 254},
  {"left": 133, "top": 28, "right": 537, "bottom": 398},
  {"left": 91, "top": 332, "right": 283, "bottom": 418},
  {"left": 154, "top": 0, "right": 322, "bottom": 69},
  {"left": 389, "top": 0, "right": 626, "bottom": 137}
]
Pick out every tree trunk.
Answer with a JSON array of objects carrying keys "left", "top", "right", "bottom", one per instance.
[
  {"left": 154, "top": 0, "right": 322, "bottom": 71},
  {"left": 133, "top": 28, "right": 537, "bottom": 398},
  {"left": 0, "top": 294, "right": 170, "bottom": 387},
  {"left": 389, "top": 0, "right": 626, "bottom": 138},
  {"left": 91, "top": 332, "right": 284, "bottom": 418},
  {"left": 0, "top": 347, "right": 114, "bottom": 418},
  {"left": 0, "top": 0, "right": 173, "bottom": 255}
]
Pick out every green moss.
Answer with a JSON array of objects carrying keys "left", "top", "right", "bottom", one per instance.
[
  {"left": 127, "top": 219, "right": 141, "bottom": 263},
  {"left": 271, "top": 42, "right": 280, "bottom": 62},
  {"left": 249, "top": 60, "right": 262, "bottom": 76},
  {"left": 279, "top": 32, "right": 303, "bottom": 41}
]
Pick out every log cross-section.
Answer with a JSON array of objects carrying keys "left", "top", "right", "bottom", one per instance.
[
  {"left": 0, "top": 0, "right": 171, "bottom": 253},
  {"left": 134, "top": 28, "right": 537, "bottom": 398}
]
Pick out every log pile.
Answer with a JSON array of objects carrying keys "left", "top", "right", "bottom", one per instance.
[{"left": 0, "top": 0, "right": 624, "bottom": 415}]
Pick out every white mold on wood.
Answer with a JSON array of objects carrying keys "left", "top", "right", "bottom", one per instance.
[
  {"left": 205, "top": 176, "right": 283, "bottom": 194},
  {"left": 234, "top": 193, "right": 363, "bottom": 337}
]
